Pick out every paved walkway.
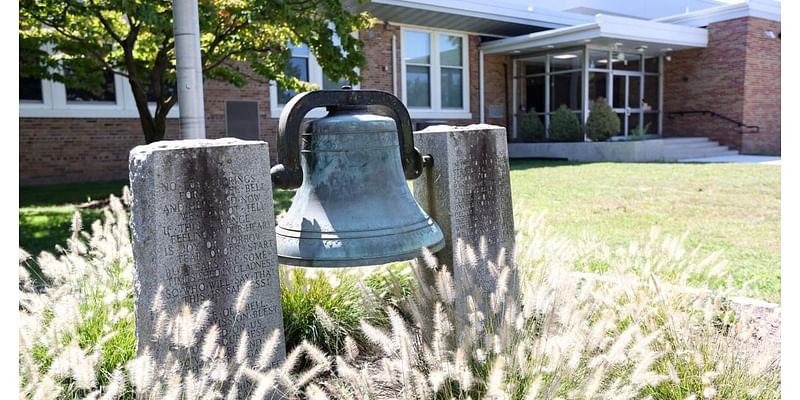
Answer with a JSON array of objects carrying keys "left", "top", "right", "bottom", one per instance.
[{"left": 678, "top": 155, "right": 781, "bottom": 164}]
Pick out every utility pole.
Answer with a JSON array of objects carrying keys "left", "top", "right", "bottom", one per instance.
[{"left": 173, "top": 0, "right": 206, "bottom": 139}]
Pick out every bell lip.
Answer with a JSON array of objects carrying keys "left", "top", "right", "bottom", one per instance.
[
  {"left": 276, "top": 218, "right": 439, "bottom": 239},
  {"left": 277, "top": 239, "right": 445, "bottom": 268}
]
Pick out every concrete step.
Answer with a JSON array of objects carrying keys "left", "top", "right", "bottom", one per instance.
[
  {"left": 664, "top": 143, "right": 729, "bottom": 152},
  {"left": 663, "top": 140, "right": 720, "bottom": 148},
  {"left": 662, "top": 137, "right": 713, "bottom": 145},
  {"left": 665, "top": 148, "right": 739, "bottom": 160}
]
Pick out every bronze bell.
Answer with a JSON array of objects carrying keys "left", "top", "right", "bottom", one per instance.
[{"left": 270, "top": 89, "right": 445, "bottom": 267}]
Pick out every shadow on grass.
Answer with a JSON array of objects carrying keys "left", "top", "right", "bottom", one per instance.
[
  {"left": 19, "top": 208, "right": 105, "bottom": 282},
  {"left": 508, "top": 159, "right": 583, "bottom": 171},
  {"left": 20, "top": 179, "right": 297, "bottom": 277},
  {"left": 20, "top": 180, "right": 129, "bottom": 207}
]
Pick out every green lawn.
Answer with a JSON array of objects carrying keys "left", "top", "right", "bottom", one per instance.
[
  {"left": 509, "top": 160, "right": 780, "bottom": 302},
  {"left": 20, "top": 160, "right": 780, "bottom": 301}
]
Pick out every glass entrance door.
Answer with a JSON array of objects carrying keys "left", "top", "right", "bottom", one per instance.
[{"left": 611, "top": 73, "right": 642, "bottom": 136}]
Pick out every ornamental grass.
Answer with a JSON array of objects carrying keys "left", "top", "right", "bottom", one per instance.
[{"left": 19, "top": 194, "right": 780, "bottom": 399}]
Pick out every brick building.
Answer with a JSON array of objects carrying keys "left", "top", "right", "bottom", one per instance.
[{"left": 19, "top": 0, "right": 780, "bottom": 185}]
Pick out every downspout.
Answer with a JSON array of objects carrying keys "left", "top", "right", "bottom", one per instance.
[
  {"left": 391, "top": 27, "right": 398, "bottom": 96},
  {"left": 173, "top": 0, "right": 206, "bottom": 139},
  {"left": 504, "top": 62, "right": 510, "bottom": 141},
  {"left": 479, "top": 49, "right": 485, "bottom": 123}
]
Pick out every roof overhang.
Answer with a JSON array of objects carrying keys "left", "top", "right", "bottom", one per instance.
[
  {"left": 481, "top": 14, "right": 708, "bottom": 56},
  {"left": 655, "top": 0, "right": 780, "bottom": 27},
  {"left": 349, "top": 0, "right": 594, "bottom": 37}
]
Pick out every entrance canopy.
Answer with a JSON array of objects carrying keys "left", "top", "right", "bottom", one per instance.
[{"left": 481, "top": 14, "right": 708, "bottom": 57}]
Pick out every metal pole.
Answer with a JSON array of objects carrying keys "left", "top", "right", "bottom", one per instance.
[{"left": 173, "top": 0, "right": 206, "bottom": 139}]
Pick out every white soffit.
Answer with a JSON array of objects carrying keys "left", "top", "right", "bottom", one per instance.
[
  {"left": 480, "top": 14, "right": 709, "bottom": 55},
  {"left": 654, "top": 0, "right": 780, "bottom": 26},
  {"left": 355, "top": 0, "right": 594, "bottom": 33}
]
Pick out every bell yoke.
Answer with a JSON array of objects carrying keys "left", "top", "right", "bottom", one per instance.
[{"left": 270, "top": 88, "right": 445, "bottom": 267}]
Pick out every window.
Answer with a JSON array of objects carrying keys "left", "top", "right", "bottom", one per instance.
[
  {"left": 20, "top": 76, "right": 43, "bottom": 103},
  {"left": 401, "top": 28, "right": 470, "bottom": 119},
  {"left": 65, "top": 69, "right": 117, "bottom": 104},
  {"left": 269, "top": 31, "right": 359, "bottom": 118},
  {"left": 20, "top": 73, "right": 180, "bottom": 118},
  {"left": 277, "top": 44, "right": 311, "bottom": 105}
]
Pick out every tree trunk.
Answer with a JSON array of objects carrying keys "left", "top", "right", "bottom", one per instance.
[{"left": 128, "top": 77, "right": 166, "bottom": 144}]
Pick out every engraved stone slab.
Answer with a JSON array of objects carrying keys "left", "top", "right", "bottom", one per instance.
[
  {"left": 413, "top": 125, "right": 516, "bottom": 295},
  {"left": 129, "top": 138, "right": 285, "bottom": 390}
]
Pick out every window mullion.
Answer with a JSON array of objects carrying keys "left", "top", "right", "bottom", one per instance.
[
  {"left": 462, "top": 35, "right": 468, "bottom": 112},
  {"left": 431, "top": 32, "right": 441, "bottom": 111},
  {"left": 309, "top": 53, "right": 322, "bottom": 87},
  {"left": 51, "top": 80, "right": 67, "bottom": 108}
]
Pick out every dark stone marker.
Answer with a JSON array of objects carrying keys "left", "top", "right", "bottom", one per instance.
[
  {"left": 413, "top": 125, "right": 516, "bottom": 295},
  {"left": 129, "top": 139, "right": 285, "bottom": 394}
]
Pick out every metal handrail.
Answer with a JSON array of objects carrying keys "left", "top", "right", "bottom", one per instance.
[{"left": 667, "top": 110, "right": 759, "bottom": 133}]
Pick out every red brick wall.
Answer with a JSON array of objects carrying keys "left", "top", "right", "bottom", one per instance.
[
  {"left": 484, "top": 55, "right": 512, "bottom": 129},
  {"left": 742, "top": 17, "right": 781, "bottom": 154},
  {"left": 663, "top": 17, "right": 780, "bottom": 155},
  {"left": 19, "top": 118, "right": 180, "bottom": 185}
]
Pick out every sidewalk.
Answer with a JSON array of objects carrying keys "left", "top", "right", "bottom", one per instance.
[{"left": 679, "top": 155, "right": 781, "bottom": 165}]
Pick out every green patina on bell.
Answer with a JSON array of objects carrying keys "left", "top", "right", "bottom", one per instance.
[{"left": 270, "top": 89, "right": 444, "bottom": 267}]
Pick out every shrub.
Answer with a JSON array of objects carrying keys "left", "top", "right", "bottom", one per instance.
[
  {"left": 548, "top": 104, "right": 582, "bottom": 141},
  {"left": 586, "top": 97, "right": 620, "bottom": 141},
  {"left": 518, "top": 108, "right": 545, "bottom": 142}
]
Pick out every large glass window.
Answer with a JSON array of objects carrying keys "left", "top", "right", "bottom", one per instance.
[
  {"left": 20, "top": 76, "right": 43, "bottom": 103},
  {"left": 322, "top": 31, "right": 352, "bottom": 90},
  {"left": 440, "top": 34, "right": 463, "bottom": 109},
  {"left": 588, "top": 72, "right": 607, "bottom": 103},
  {"left": 404, "top": 31, "right": 431, "bottom": 108},
  {"left": 588, "top": 50, "right": 609, "bottom": 70},
  {"left": 644, "top": 57, "right": 659, "bottom": 73},
  {"left": 513, "top": 47, "right": 662, "bottom": 141},
  {"left": 550, "top": 51, "right": 581, "bottom": 72},
  {"left": 523, "top": 56, "right": 546, "bottom": 75},
  {"left": 402, "top": 28, "right": 468, "bottom": 114},
  {"left": 513, "top": 50, "right": 583, "bottom": 142},
  {"left": 523, "top": 76, "right": 546, "bottom": 113},
  {"left": 278, "top": 44, "right": 310, "bottom": 105},
  {"left": 550, "top": 71, "right": 581, "bottom": 111},
  {"left": 643, "top": 75, "right": 659, "bottom": 111},
  {"left": 66, "top": 69, "right": 116, "bottom": 103},
  {"left": 610, "top": 52, "right": 641, "bottom": 72}
]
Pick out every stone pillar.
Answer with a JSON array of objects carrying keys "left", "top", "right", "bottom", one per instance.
[
  {"left": 413, "top": 124, "right": 516, "bottom": 295},
  {"left": 129, "top": 139, "right": 285, "bottom": 393}
]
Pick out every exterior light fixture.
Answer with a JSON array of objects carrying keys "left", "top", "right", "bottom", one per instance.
[
  {"left": 553, "top": 54, "right": 577, "bottom": 59},
  {"left": 635, "top": 45, "right": 648, "bottom": 52},
  {"left": 765, "top": 30, "right": 776, "bottom": 39}
]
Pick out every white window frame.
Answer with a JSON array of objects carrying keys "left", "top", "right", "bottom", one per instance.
[
  {"left": 270, "top": 33, "right": 361, "bottom": 119},
  {"left": 269, "top": 50, "right": 326, "bottom": 119},
  {"left": 400, "top": 26, "right": 471, "bottom": 120},
  {"left": 19, "top": 74, "right": 180, "bottom": 119}
]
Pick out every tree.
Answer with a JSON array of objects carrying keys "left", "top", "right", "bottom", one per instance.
[{"left": 20, "top": 0, "right": 374, "bottom": 143}]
